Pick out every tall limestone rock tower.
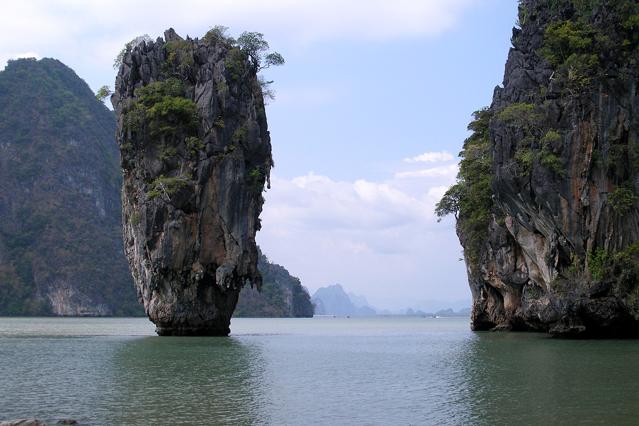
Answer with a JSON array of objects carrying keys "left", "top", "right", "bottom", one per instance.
[{"left": 113, "top": 29, "right": 272, "bottom": 335}]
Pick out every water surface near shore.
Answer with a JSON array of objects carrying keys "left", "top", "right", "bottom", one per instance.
[{"left": 1, "top": 316, "right": 639, "bottom": 425}]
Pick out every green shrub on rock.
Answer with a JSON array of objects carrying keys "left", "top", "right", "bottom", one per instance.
[
  {"left": 515, "top": 148, "right": 534, "bottom": 176},
  {"left": 539, "top": 151, "right": 564, "bottom": 176},
  {"left": 123, "top": 79, "right": 198, "bottom": 143},
  {"left": 436, "top": 108, "right": 493, "bottom": 265},
  {"left": 165, "top": 39, "right": 194, "bottom": 73},
  {"left": 541, "top": 130, "right": 562, "bottom": 146},
  {"left": 609, "top": 186, "right": 638, "bottom": 214},
  {"left": 185, "top": 137, "right": 205, "bottom": 155},
  {"left": 147, "top": 175, "right": 189, "bottom": 200}
]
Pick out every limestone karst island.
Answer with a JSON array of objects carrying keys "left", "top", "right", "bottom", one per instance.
[
  {"left": 437, "top": 0, "right": 639, "bottom": 337},
  {"left": 114, "top": 29, "right": 274, "bottom": 336},
  {"left": 2, "top": 1, "right": 639, "bottom": 425}
]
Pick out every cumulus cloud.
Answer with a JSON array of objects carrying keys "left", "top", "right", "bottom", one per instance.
[
  {"left": 264, "top": 173, "right": 434, "bottom": 231},
  {"left": 0, "top": 0, "right": 475, "bottom": 42},
  {"left": 257, "top": 167, "right": 467, "bottom": 309},
  {"left": 404, "top": 151, "right": 454, "bottom": 163},
  {"left": 394, "top": 164, "right": 458, "bottom": 179},
  {"left": 0, "top": 0, "right": 475, "bottom": 78}
]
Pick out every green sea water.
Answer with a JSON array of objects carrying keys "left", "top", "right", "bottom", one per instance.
[{"left": 1, "top": 316, "right": 639, "bottom": 425}]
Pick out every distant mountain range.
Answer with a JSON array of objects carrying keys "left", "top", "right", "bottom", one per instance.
[
  {"left": 404, "top": 307, "right": 471, "bottom": 317},
  {"left": 312, "top": 284, "right": 376, "bottom": 316},
  {"left": 311, "top": 284, "right": 471, "bottom": 317}
]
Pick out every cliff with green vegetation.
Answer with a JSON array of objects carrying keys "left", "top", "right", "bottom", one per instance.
[
  {"left": 438, "top": 0, "right": 639, "bottom": 337},
  {"left": 113, "top": 28, "right": 275, "bottom": 335},
  {"left": 0, "top": 58, "right": 140, "bottom": 316},
  {"left": 235, "top": 251, "right": 314, "bottom": 317}
]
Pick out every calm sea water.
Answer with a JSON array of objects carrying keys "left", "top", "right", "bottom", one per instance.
[{"left": 1, "top": 316, "right": 639, "bottom": 425}]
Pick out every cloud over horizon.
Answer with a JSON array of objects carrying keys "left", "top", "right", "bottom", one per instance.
[
  {"left": 404, "top": 151, "right": 455, "bottom": 163},
  {"left": 257, "top": 153, "right": 467, "bottom": 309},
  {"left": 394, "top": 164, "right": 459, "bottom": 179}
]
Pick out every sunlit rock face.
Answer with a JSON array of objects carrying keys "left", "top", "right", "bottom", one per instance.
[
  {"left": 113, "top": 29, "right": 272, "bottom": 336},
  {"left": 459, "top": 1, "right": 639, "bottom": 337}
]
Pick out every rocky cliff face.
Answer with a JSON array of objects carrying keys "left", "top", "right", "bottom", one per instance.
[
  {"left": 0, "top": 58, "right": 140, "bottom": 316},
  {"left": 113, "top": 29, "right": 272, "bottom": 335},
  {"left": 441, "top": 0, "right": 639, "bottom": 336}
]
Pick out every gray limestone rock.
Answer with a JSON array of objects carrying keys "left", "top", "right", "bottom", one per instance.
[
  {"left": 458, "top": 1, "right": 639, "bottom": 337},
  {"left": 113, "top": 29, "right": 272, "bottom": 335}
]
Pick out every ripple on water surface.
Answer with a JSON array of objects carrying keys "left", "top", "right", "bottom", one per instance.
[{"left": 1, "top": 317, "right": 639, "bottom": 425}]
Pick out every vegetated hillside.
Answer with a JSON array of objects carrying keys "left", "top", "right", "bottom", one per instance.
[
  {"left": 437, "top": 0, "right": 639, "bottom": 336},
  {"left": 234, "top": 251, "right": 314, "bottom": 317},
  {"left": 0, "top": 58, "right": 141, "bottom": 315}
]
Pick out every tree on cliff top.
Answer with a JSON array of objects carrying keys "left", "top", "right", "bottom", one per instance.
[
  {"left": 237, "top": 31, "right": 285, "bottom": 71},
  {"left": 113, "top": 28, "right": 285, "bottom": 101}
]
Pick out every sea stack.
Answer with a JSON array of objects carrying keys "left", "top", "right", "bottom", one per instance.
[
  {"left": 439, "top": 0, "right": 639, "bottom": 337},
  {"left": 113, "top": 29, "right": 272, "bottom": 335}
]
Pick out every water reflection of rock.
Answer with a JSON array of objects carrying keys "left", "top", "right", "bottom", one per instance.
[
  {"left": 100, "top": 337, "right": 268, "bottom": 425},
  {"left": 458, "top": 333, "right": 639, "bottom": 424}
]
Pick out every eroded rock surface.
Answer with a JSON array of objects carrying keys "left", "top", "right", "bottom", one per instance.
[
  {"left": 113, "top": 29, "right": 272, "bottom": 335},
  {"left": 453, "top": 1, "right": 639, "bottom": 337}
]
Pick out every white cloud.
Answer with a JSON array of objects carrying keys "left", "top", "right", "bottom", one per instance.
[
  {"left": 257, "top": 167, "right": 468, "bottom": 309},
  {"left": 394, "top": 164, "right": 458, "bottom": 179},
  {"left": 0, "top": 0, "right": 474, "bottom": 42},
  {"left": 404, "top": 151, "right": 454, "bottom": 163},
  {"left": 427, "top": 185, "right": 451, "bottom": 200},
  {"left": 267, "top": 172, "right": 442, "bottom": 231},
  {"left": 10, "top": 52, "right": 41, "bottom": 60},
  {"left": 0, "top": 0, "right": 476, "bottom": 84}
]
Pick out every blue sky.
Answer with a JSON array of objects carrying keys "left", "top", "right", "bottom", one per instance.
[{"left": 1, "top": 0, "right": 518, "bottom": 310}]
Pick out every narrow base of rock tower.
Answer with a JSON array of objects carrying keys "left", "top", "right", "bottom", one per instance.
[
  {"left": 155, "top": 325, "right": 231, "bottom": 337},
  {"left": 151, "top": 286, "right": 241, "bottom": 336}
]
